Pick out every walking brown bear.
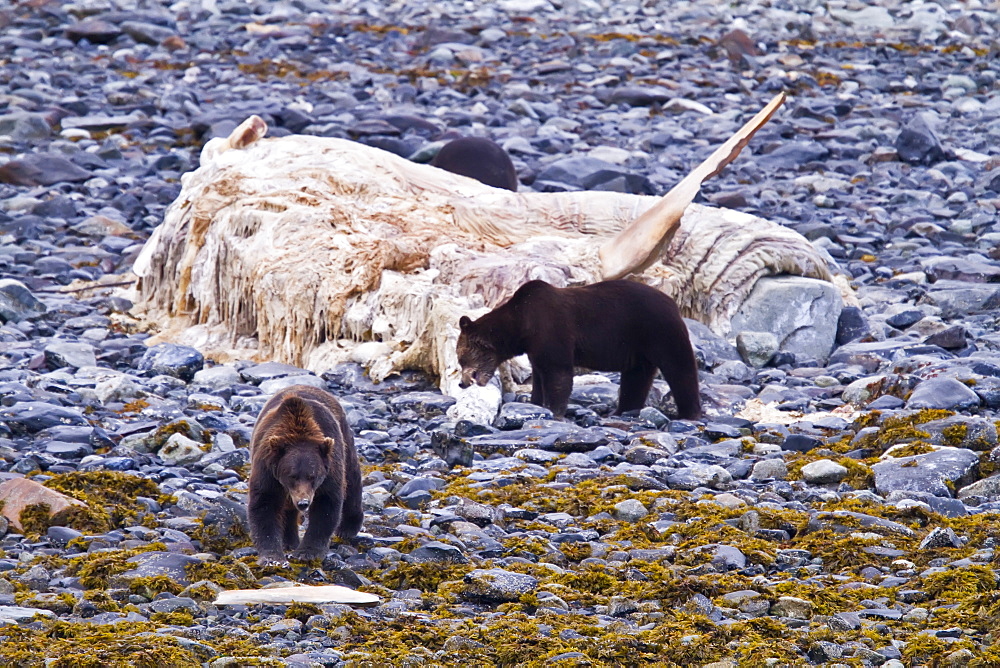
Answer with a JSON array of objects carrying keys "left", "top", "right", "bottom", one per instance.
[
  {"left": 248, "top": 384, "right": 363, "bottom": 565},
  {"left": 457, "top": 280, "right": 702, "bottom": 420}
]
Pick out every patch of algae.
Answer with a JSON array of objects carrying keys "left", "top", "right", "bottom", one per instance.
[
  {"left": 0, "top": 617, "right": 279, "bottom": 667},
  {"left": 0, "top": 620, "right": 211, "bottom": 668},
  {"left": 17, "top": 471, "right": 170, "bottom": 537}
]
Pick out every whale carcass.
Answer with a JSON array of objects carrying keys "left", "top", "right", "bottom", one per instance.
[{"left": 131, "top": 94, "right": 840, "bottom": 420}]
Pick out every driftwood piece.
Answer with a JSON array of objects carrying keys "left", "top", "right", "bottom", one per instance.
[
  {"left": 132, "top": 96, "right": 837, "bottom": 419},
  {"left": 214, "top": 584, "right": 380, "bottom": 607}
]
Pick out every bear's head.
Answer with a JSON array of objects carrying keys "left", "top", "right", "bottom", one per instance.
[
  {"left": 272, "top": 438, "right": 333, "bottom": 511},
  {"left": 457, "top": 315, "right": 500, "bottom": 388}
]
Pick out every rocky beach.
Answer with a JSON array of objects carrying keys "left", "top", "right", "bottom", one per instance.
[{"left": 1, "top": 0, "right": 1000, "bottom": 665}]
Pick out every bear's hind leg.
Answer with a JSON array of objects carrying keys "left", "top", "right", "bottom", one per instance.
[
  {"left": 292, "top": 492, "right": 339, "bottom": 562},
  {"left": 655, "top": 354, "right": 702, "bottom": 420},
  {"left": 616, "top": 363, "right": 656, "bottom": 414}
]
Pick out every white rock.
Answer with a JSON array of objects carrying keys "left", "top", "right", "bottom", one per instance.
[
  {"left": 800, "top": 459, "right": 848, "bottom": 484},
  {"left": 159, "top": 433, "right": 205, "bottom": 465},
  {"left": 95, "top": 375, "right": 144, "bottom": 404}
]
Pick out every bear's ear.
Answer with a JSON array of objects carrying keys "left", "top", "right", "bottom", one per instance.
[
  {"left": 459, "top": 315, "right": 472, "bottom": 330},
  {"left": 321, "top": 437, "right": 336, "bottom": 456}
]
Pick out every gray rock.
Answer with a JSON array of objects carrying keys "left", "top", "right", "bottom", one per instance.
[
  {"left": 712, "top": 545, "right": 747, "bottom": 570},
  {"left": 735, "top": 331, "right": 778, "bottom": 368},
  {"left": 771, "top": 596, "right": 814, "bottom": 619},
  {"left": 957, "top": 475, "right": 1000, "bottom": 500},
  {"left": 918, "top": 526, "right": 962, "bottom": 550},
  {"left": 192, "top": 366, "right": 243, "bottom": 390},
  {"left": 136, "top": 344, "right": 204, "bottom": 382},
  {"left": 534, "top": 156, "right": 651, "bottom": 194},
  {"left": 389, "top": 392, "right": 457, "bottom": 415},
  {"left": 462, "top": 568, "right": 537, "bottom": 602},
  {"left": 240, "top": 362, "right": 309, "bottom": 384},
  {"left": 730, "top": 276, "right": 842, "bottom": 362},
  {"left": 258, "top": 374, "right": 326, "bottom": 394},
  {"left": 0, "top": 402, "right": 89, "bottom": 435},
  {"left": 494, "top": 402, "right": 553, "bottom": 429},
  {"left": 0, "top": 605, "right": 56, "bottom": 623},
  {"left": 0, "top": 279, "right": 46, "bottom": 323},
  {"left": 750, "top": 459, "right": 787, "bottom": 480},
  {"left": 0, "top": 153, "right": 93, "bottom": 186},
  {"left": 117, "top": 552, "right": 203, "bottom": 586},
  {"left": 896, "top": 112, "right": 947, "bottom": 165},
  {"left": 800, "top": 459, "right": 848, "bottom": 484},
  {"left": 407, "top": 541, "right": 468, "bottom": 563},
  {"left": 921, "top": 281, "right": 1000, "bottom": 318},
  {"left": 0, "top": 112, "right": 51, "bottom": 142},
  {"left": 121, "top": 21, "right": 177, "bottom": 45},
  {"left": 612, "top": 499, "right": 648, "bottom": 522},
  {"left": 757, "top": 141, "right": 830, "bottom": 169},
  {"left": 43, "top": 342, "right": 97, "bottom": 370},
  {"left": 920, "top": 416, "right": 997, "bottom": 451},
  {"left": 95, "top": 375, "right": 144, "bottom": 404},
  {"left": 906, "top": 377, "right": 980, "bottom": 411},
  {"left": 872, "top": 447, "right": 980, "bottom": 497}
]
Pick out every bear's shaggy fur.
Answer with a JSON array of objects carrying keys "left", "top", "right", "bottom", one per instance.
[
  {"left": 248, "top": 384, "right": 363, "bottom": 564},
  {"left": 457, "top": 280, "right": 702, "bottom": 419}
]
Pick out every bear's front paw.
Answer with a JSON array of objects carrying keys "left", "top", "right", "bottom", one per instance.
[
  {"left": 290, "top": 547, "right": 327, "bottom": 562},
  {"left": 257, "top": 554, "right": 290, "bottom": 568}
]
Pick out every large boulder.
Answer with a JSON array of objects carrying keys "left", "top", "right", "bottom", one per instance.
[{"left": 729, "top": 276, "right": 843, "bottom": 362}]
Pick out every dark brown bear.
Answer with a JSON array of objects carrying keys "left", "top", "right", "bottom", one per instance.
[
  {"left": 248, "top": 384, "right": 363, "bottom": 564},
  {"left": 431, "top": 136, "right": 518, "bottom": 191},
  {"left": 457, "top": 280, "right": 702, "bottom": 420}
]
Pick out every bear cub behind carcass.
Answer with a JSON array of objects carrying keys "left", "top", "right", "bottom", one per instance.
[
  {"left": 248, "top": 384, "right": 363, "bottom": 564},
  {"left": 457, "top": 279, "right": 702, "bottom": 420}
]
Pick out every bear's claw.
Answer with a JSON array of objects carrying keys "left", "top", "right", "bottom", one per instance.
[{"left": 257, "top": 555, "right": 290, "bottom": 568}]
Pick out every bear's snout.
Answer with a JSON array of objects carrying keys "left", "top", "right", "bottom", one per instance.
[{"left": 296, "top": 498, "right": 310, "bottom": 511}]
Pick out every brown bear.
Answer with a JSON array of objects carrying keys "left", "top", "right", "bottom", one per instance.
[
  {"left": 431, "top": 136, "right": 518, "bottom": 191},
  {"left": 248, "top": 384, "right": 363, "bottom": 565},
  {"left": 457, "top": 280, "right": 702, "bottom": 420}
]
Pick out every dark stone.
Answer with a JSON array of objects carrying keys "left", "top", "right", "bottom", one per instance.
[
  {"left": 836, "top": 306, "right": 871, "bottom": 345},
  {"left": 534, "top": 157, "right": 653, "bottom": 195},
  {"left": 896, "top": 112, "right": 947, "bottom": 165},
  {"left": 0, "top": 154, "right": 92, "bottom": 186},
  {"left": 757, "top": 141, "right": 830, "bottom": 169},
  {"left": 885, "top": 309, "right": 924, "bottom": 330},
  {"left": 65, "top": 19, "right": 123, "bottom": 44},
  {"left": 0, "top": 402, "right": 89, "bottom": 436},
  {"left": 781, "top": 434, "right": 824, "bottom": 453}
]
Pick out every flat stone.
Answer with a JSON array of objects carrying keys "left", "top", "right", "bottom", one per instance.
[
  {"left": 872, "top": 447, "right": 980, "bottom": 497},
  {"left": 906, "top": 377, "right": 980, "bottom": 411}
]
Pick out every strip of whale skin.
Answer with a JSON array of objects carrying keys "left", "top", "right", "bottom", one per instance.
[{"left": 598, "top": 92, "right": 786, "bottom": 281}]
